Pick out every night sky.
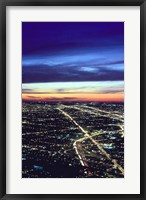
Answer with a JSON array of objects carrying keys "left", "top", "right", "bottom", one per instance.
[{"left": 22, "top": 22, "right": 124, "bottom": 102}]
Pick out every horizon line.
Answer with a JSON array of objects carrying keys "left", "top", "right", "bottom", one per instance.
[{"left": 22, "top": 99, "right": 124, "bottom": 103}]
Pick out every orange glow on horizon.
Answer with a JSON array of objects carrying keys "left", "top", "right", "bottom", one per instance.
[{"left": 22, "top": 93, "right": 124, "bottom": 102}]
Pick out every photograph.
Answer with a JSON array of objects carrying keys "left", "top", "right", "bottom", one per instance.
[{"left": 22, "top": 22, "right": 124, "bottom": 178}]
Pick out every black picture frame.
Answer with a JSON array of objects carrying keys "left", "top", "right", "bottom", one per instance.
[{"left": 0, "top": 0, "right": 145, "bottom": 199}]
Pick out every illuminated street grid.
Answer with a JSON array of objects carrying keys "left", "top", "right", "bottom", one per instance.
[{"left": 22, "top": 102, "right": 124, "bottom": 178}]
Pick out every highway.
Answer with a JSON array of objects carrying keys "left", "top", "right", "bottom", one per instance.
[
  {"left": 59, "top": 104, "right": 124, "bottom": 137},
  {"left": 57, "top": 107, "right": 124, "bottom": 176}
]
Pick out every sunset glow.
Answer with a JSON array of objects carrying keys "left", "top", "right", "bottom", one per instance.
[{"left": 22, "top": 93, "right": 123, "bottom": 102}]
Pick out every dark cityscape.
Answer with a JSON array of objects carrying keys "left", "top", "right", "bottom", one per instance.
[{"left": 22, "top": 101, "right": 124, "bottom": 178}]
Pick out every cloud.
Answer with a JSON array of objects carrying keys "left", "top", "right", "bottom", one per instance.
[
  {"left": 22, "top": 89, "right": 52, "bottom": 94},
  {"left": 22, "top": 84, "right": 124, "bottom": 95},
  {"left": 26, "top": 96, "right": 39, "bottom": 99},
  {"left": 22, "top": 89, "right": 34, "bottom": 93},
  {"left": 22, "top": 61, "right": 124, "bottom": 83},
  {"left": 22, "top": 22, "right": 124, "bottom": 92},
  {"left": 40, "top": 97, "right": 79, "bottom": 102},
  {"left": 22, "top": 22, "right": 124, "bottom": 57},
  {"left": 97, "top": 88, "right": 124, "bottom": 94}
]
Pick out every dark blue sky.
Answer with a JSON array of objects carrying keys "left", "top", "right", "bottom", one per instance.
[{"left": 22, "top": 22, "right": 124, "bottom": 83}]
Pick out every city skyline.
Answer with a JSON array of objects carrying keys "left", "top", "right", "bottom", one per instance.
[{"left": 22, "top": 22, "right": 124, "bottom": 102}]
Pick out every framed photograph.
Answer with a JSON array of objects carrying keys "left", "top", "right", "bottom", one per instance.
[{"left": 0, "top": 0, "right": 145, "bottom": 199}]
